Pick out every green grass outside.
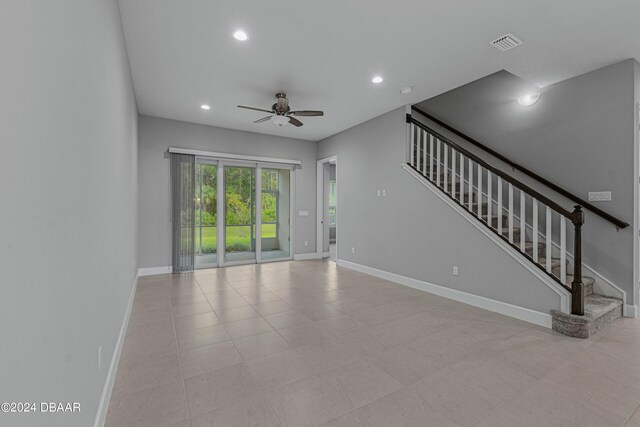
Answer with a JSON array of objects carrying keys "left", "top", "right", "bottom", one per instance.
[{"left": 194, "top": 224, "right": 276, "bottom": 253}]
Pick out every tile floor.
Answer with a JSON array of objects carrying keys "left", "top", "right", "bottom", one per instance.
[{"left": 106, "top": 260, "right": 640, "bottom": 427}]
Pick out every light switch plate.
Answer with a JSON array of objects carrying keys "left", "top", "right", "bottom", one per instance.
[
  {"left": 299, "top": 211, "right": 309, "bottom": 216},
  {"left": 588, "top": 191, "right": 611, "bottom": 201}
]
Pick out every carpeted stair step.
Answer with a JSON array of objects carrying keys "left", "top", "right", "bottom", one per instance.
[
  {"left": 565, "top": 275, "right": 595, "bottom": 296},
  {"left": 551, "top": 294, "right": 622, "bottom": 338}
]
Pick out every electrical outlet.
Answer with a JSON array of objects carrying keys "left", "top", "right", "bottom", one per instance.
[
  {"left": 377, "top": 190, "right": 381, "bottom": 197},
  {"left": 351, "top": 247, "right": 355, "bottom": 253},
  {"left": 304, "top": 241, "right": 308, "bottom": 246},
  {"left": 452, "top": 266, "right": 459, "bottom": 276},
  {"left": 98, "top": 345, "right": 102, "bottom": 372}
]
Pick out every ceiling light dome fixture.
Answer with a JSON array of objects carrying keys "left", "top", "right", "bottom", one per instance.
[
  {"left": 517, "top": 92, "right": 541, "bottom": 107},
  {"left": 200, "top": 104, "right": 211, "bottom": 110},
  {"left": 271, "top": 115, "right": 289, "bottom": 127},
  {"left": 233, "top": 30, "right": 248, "bottom": 41},
  {"left": 372, "top": 75, "right": 384, "bottom": 84}
]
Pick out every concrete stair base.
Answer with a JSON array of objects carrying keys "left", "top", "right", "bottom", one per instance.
[{"left": 551, "top": 294, "right": 622, "bottom": 338}]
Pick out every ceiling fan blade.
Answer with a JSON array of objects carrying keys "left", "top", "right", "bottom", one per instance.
[
  {"left": 253, "top": 116, "right": 272, "bottom": 124},
  {"left": 288, "top": 117, "right": 304, "bottom": 127},
  {"left": 289, "top": 110, "right": 324, "bottom": 117},
  {"left": 238, "top": 105, "right": 274, "bottom": 114}
]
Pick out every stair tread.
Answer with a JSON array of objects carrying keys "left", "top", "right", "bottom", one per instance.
[{"left": 553, "top": 294, "right": 622, "bottom": 324}]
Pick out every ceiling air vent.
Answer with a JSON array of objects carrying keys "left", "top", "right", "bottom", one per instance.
[{"left": 490, "top": 33, "right": 523, "bottom": 52}]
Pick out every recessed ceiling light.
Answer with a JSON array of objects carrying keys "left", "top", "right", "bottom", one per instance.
[
  {"left": 233, "top": 30, "right": 248, "bottom": 41},
  {"left": 372, "top": 76, "right": 384, "bottom": 84},
  {"left": 517, "top": 93, "right": 541, "bottom": 106},
  {"left": 400, "top": 86, "right": 412, "bottom": 94},
  {"left": 200, "top": 104, "right": 211, "bottom": 110}
]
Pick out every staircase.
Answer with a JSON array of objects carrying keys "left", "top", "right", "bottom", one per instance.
[{"left": 406, "top": 110, "right": 623, "bottom": 338}]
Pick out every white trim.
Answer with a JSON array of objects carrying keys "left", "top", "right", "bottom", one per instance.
[
  {"left": 293, "top": 252, "right": 322, "bottom": 261},
  {"left": 169, "top": 147, "right": 301, "bottom": 167},
  {"left": 138, "top": 266, "right": 172, "bottom": 276},
  {"left": 337, "top": 259, "right": 553, "bottom": 328},
  {"left": 316, "top": 156, "right": 338, "bottom": 257},
  {"left": 625, "top": 304, "right": 638, "bottom": 318},
  {"left": 93, "top": 275, "right": 138, "bottom": 427},
  {"left": 402, "top": 163, "right": 570, "bottom": 313}
]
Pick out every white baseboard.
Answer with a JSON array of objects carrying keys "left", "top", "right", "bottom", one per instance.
[
  {"left": 337, "top": 259, "right": 553, "bottom": 328},
  {"left": 293, "top": 253, "right": 322, "bottom": 261},
  {"left": 322, "top": 252, "right": 331, "bottom": 258},
  {"left": 138, "top": 266, "right": 172, "bottom": 276},
  {"left": 93, "top": 274, "right": 138, "bottom": 427},
  {"left": 624, "top": 304, "right": 638, "bottom": 318}
]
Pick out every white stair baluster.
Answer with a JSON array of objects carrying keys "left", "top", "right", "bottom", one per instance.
[
  {"left": 487, "top": 172, "right": 492, "bottom": 223},
  {"left": 468, "top": 159, "right": 473, "bottom": 210},
  {"left": 459, "top": 153, "right": 465, "bottom": 204},
  {"left": 422, "top": 130, "right": 427, "bottom": 176},
  {"left": 497, "top": 177, "right": 503, "bottom": 232},
  {"left": 429, "top": 134, "right": 434, "bottom": 181},
  {"left": 410, "top": 124, "right": 415, "bottom": 167},
  {"left": 533, "top": 199, "right": 539, "bottom": 263},
  {"left": 520, "top": 190, "right": 526, "bottom": 253},
  {"left": 477, "top": 165, "right": 483, "bottom": 217},
  {"left": 443, "top": 144, "right": 448, "bottom": 193},
  {"left": 546, "top": 207, "right": 552, "bottom": 273},
  {"left": 451, "top": 148, "right": 457, "bottom": 199},
  {"left": 436, "top": 138, "right": 441, "bottom": 186},
  {"left": 508, "top": 183, "right": 514, "bottom": 243},
  {"left": 560, "top": 215, "right": 567, "bottom": 284}
]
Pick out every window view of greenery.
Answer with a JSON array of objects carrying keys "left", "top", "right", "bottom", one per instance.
[
  {"left": 329, "top": 180, "right": 336, "bottom": 226},
  {"left": 194, "top": 165, "right": 280, "bottom": 255}
]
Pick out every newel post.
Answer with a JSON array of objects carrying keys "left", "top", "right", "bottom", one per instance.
[{"left": 571, "top": 205, "right": 585, "bottom": 316}]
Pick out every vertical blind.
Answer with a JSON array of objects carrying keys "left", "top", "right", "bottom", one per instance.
[{"left": 171, "top": 153, "right": 195, "bottom": 272}]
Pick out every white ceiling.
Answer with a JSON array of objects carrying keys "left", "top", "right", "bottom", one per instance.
[{"left": 118, "top": 0, "right": 640, "bottom": 141}]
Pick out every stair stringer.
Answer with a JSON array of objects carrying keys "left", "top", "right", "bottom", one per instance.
[{"left": 402, "top": 163, "right": 571, "bottom": 314}]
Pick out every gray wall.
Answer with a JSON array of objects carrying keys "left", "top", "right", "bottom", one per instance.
[
  {"left": 138, "top": 116, "right": 318, "bottom": 268},
  {"left": 318, "top": 108, "right": 562, "bottom": 314},
  {"left": 417, "top": 60, "right": 638, "bottom": 304},
  {"left": 0, "top": 1, "right": 138, "bottom": 426}
]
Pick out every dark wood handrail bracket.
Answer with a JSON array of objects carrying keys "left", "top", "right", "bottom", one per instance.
[{"left": 410, "top": 106, "right": 629, "bottom": 229}]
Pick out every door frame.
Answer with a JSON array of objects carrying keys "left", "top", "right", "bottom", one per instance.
[{"left": 316, "top": 155, "right": 337, "bottom": 259}]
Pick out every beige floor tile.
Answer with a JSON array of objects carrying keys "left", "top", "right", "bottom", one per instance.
[
  {"left": 207, "top": 295, "right": 250, "bottom": 310},
  {"left": 113, "top": 353, "right": 182, "bottom": 395},
  {"left": 320, "top": 360, "right": 403, "bottom": 409},
  {"left": 364, "top": 344, "right": 441, "bottom": 385},
  {"left": 180, "top": 340, "right": 243, "bottom": 379},
  {"left": 242, "top": 291, "right": 281, "bottom": 304},
  {"left": 105, "top": 381, "right": 189, "bottom": 427},
  {"left": 176, "top": 324, "right": 230, "bottom": 351},
  {"left": 252, "top": 300, "right": 294, "bottom": 316},
  {"left": 322, "top": 386, "right": 462, "bottom": 427},
  {"left": 191, "top": 396, "right": 280, "bottom": 427},
  {"left": 173, "top": 311, "right": 220, "bottom": 332},
  {"left": 245, "top": 346, "right": 316, "bottom": 390},
  {"left": 184, "top": 363, "right": 259, "bottom": 417},
  {"left": 215, "top": 305, "right": 260, "bottom": 323},
  {"left": 234, "top": 330, "right": 292, "bottom": 361},
  {"left": 170, "top": 292, "right": 208, "bottom": 307},
  {"left": 266, "top": 374, "right": 355, "bottom": 427},
  {"left": 223, "top": 316, "right": 274, "bottom": 339},
  {"left": 172, "top": 301, "right": 214, "bottom": 319},
  {"left": 263, "top": 310, "right": 313, "bottom": 329}
]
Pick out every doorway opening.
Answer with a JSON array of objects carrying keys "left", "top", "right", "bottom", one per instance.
[{"left": 317, "top": 156, "right": 337, "bottom": 262}]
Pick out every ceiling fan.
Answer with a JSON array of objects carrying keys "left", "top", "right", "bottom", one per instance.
[{"left": 237, "top": 93, "right": 324, "bottom": 127}]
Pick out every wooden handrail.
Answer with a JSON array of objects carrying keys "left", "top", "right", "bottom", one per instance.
[{"left": 410, "top": 106, "right": 629, "bottom": 229}]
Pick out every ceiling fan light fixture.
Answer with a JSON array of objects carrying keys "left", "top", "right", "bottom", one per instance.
[
  {"left": 372, "top": 75, "right": 384, "bottom": 84},
  {"left": 271, "top": 115, "right": 289, "bottom": 126},
  {"left": 233, "top": 30, "right": 248, "bottom": 41},
  {"left": 200, "top": 104, "right": 211, "bottom": 110},
  {"left": 517, "top": 92, "right": 541, "bottom": 106}
]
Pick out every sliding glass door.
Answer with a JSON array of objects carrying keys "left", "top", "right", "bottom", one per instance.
[
  {"left": 189, "top": 157, "right": 293, "bottom": 269},
  {"left": 223, "top": 164, "right": 257, "bottom": 264},
  {"left": 260, "top": 167, "right": 291, "bottom": 261},
  {"left": 194, "top": 160, "right": 218, "bottom": 269}
]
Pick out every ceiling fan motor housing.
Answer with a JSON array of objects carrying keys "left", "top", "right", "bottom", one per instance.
[{"left": 273, "top": 93, "right": 290, "bottom": 114}]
